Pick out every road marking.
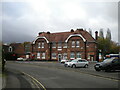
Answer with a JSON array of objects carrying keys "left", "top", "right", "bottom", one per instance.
[
  {"left": 32, "top": 79, "right": 40, "bottom": 88},
  {"left": 22, "top": 72, "right": 46, "bottom": 90}
]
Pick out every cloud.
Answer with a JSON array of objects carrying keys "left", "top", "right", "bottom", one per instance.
[{"left": 2, "top": 1, "right": 118, "bottom": 43}]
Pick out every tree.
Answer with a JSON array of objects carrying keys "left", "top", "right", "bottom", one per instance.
[
  {"left": 97, "top": 37, "right": 120, "bottom": 59},
  {"left": 106, "top": 28, "right": 111, "bottom": 40},
  {"left": 99, "top": 28, "right": 104, "bottom": 38},
  {"left": 88, "top": 28, "right": 92, "bottom": 36}
]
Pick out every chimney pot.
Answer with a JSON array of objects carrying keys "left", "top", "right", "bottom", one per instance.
[
  {"left": 95, "top": 31, "right": 98, "bottom": 40},
  {"left": 71, "top": 29, "right": 74, "bottom": 32}
]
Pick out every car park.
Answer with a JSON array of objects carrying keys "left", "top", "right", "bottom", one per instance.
[
  {"left": 94, "top": 57, "right": 120, "bottom": 72},
  {"left": 64, "top": 59, "right": 89, "bottom": 68}
]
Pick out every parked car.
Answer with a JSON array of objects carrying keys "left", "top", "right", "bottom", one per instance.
[
  {"left": 94, "top": 57, "right": 120, "bottom": 72},
  {"left": 60, "top": 59, "right": 69, "bottom": 63},
  {"left": 64, "top": 59, "right": 89, "bottom": 68},
  {"left": 17, "top": 57, "right": 26, "bottom": 61}
]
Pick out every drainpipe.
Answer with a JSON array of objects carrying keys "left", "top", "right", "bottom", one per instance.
[
  {"left": 84, "top": 40, "right": 87, "bottom": 60},
  {"left": 95, "top": 31, "right": 99, "bottom": 62},
  {"left": 49, "top": 42, "right": 52, "bottom": 60}
]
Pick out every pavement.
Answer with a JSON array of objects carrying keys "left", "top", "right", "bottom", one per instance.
[{"left": 2, "top": 68, "right": 37, "bottom": 90}]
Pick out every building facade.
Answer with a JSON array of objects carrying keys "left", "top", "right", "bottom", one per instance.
[
  {"left": 8, "top": 42, "right": 32, "bottom": 59},
  {"left": 32, "top": 29, "right": 97, "bottom": 61}
]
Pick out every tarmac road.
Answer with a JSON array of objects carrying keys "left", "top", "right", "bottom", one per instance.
[{"left": 4, "top": 61, "right": 120, "bottom": 89}]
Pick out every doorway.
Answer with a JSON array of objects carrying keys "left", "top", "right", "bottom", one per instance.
[{"left": 58, "top": 54, "right": 62, "bottom": 61}]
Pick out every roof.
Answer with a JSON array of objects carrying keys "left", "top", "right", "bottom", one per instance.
[{"left": 33, "top": 29, "right": 96, "bottom": 44}]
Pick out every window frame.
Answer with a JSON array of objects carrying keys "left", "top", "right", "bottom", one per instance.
[
  {"left": 70, "top": 52, "right": 75, "bottom": 59},
  {"left": 76, "top": 52, "right": 81, "bottom": 59},
  {"left": 52, "top": 53, "right": 57, "bottom": 59},
  {"left": 71, "top": 41, "right": 75, "bottom": 48},
  {"left": 76, "top": 41, "right": 80, "bottom": 48},
  {"left": 42, "top": 52, "right": 45, "bottom": 59},
  {"left": 58, "top": 42, "right": 62, "bottom": 48}
]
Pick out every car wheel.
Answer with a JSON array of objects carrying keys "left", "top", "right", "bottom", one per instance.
[
  {"left": 64, "top": 64, "right": 67, "bottom": 67},
  {"left": 105, "top": 68, "right": 111, "bottom": 72},
  {"left": 95, "top": 68, "right": 101, "bottom": 71},
  {"left": 72, "top": 64, "right": 76, "bottom": 68},
  {"left": 84, "top": 64, "right": 88, "bottom": 68},
  {"left": 105, "top": 66, "right": 111, "bottom": 72}
]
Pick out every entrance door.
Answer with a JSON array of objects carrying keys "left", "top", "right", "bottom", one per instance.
[
  {"left": 58, "top": 54, "right": 62, "bottom": 61},
  {"left": 90, "top": 55, "right": 94, "bottom": 61}
]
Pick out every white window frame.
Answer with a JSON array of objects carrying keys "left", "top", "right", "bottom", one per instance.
[
  {"left": 70, "top": 52, "right": 75, "bottom": 59},
  {"left": 63, "top": 53, "right": 67, "bottom": 60},
  {"left": 72, "top": 41, "right": 75, "bottom": 48},
  {"left": 76, "top": 41, "right": 80, "bottom": 48},
  {"left": 41, "top": 42, "right": 44, "bottom": 48},
  {"left": 9, "top": 46, "right": 13, "bottom": 52},
  {"left": 58, "top": 42, "right": 62, "bottom": 48},
  {"left": 52, "top": 53, "right": 56, "bottom": 59},
  {"left": 42, "top": 52, "right": 45, "bottom": 59},
  {"left": 38, "top": 42, "right": 41, "bottom": 48},
  {"left": 52, "top": 42, "right": 56, "bottom": 48},
  {"left": 76, "top": 52, "right": 81, "bottom": 59},
  {"left": 63, "top": 43, "right": 67, "bottom": 48},
  {"left": 37, "top": 52, "right": 40, "bottom": 59}
]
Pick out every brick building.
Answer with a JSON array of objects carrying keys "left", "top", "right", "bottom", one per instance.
[
  {"left": 8, "top": 42, "right": 32, "bottom": 59},
  {"left": 32, "top": 29, "right": 97, "bottom": 61}
]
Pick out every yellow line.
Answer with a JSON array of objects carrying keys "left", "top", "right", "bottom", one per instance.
[
  {"left": 32, "top": 79, "right": 40, "bottom": 88},
  {"left": 22, "top": 72, "right": 46, "bottom": 90}
]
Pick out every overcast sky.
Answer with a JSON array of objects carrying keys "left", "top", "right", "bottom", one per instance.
[{"left": 1, "top": 0, "right": 119, "bottom": 43}]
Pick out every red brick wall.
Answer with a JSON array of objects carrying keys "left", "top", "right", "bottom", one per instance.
[{"left": 32, "top": 36, "right": 97, "bottom": 61}]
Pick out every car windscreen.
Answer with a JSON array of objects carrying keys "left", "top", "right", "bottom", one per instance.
[
  {"left": 71, "top": 60, "right": 78, "bottom": 62},
  {"left": 103, "top": 58, "right": 114, "bottom": 63}
]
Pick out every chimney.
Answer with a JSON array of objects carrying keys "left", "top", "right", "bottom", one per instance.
[
  {"left": 38, "top": 32, "right": 42, "bottom": 36},
  {"left": 47, "top": 31, "right": 50, "bottom": 34},
  {"left": 70, "top": 29, "right": 74, "bottom": 32},
  {"left": 76, "top": 28, "right": 83, "bottom": 31},
  {"left": 95, "top": 31, "right": 98, "bottom": 40}
]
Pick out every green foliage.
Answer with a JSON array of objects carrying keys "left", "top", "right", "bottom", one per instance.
[
  {"left": 99, "top": 29, "right": 104, "bottom": 38},
  {"left": 97, "top": 37, "right": 120, "bottom": 57},
  {"left": 106, "top": 28, "right": 111, "bottom": 40}
]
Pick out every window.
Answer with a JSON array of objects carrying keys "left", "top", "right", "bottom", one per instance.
[
  {"left": 63, "top": 53, "right": 67, "bottom": 60},
  {"left": 38, "top": 42, "right": 41, "bottom": 48},
  {"left": 76, "top": 41, "right": 80, "bottom": 47},
  {"left": 52, "top": 53, "right": 56, "bottom": 59},
  {"left": 9, "top": 46, "right": 12, "bottom": 52},
  {"left": 52, "top": 42, "right": 56, "bottom": 48},
  {"left": 70, "top": 52, "right": 75, "bottom": 59},
  {"left": 72, "top": 41, "right": 75, "bottom": 48},
  {"left": 37, "top": 52, "right": 40, "bottom": 59},
  {"left": 42, "top": 52, "right": 45, "bottom": 59},
  {"left": 87, "top": 53, "right": 90, "bottom": 60},
  {"left": 58, "top": 42, "right": 62, "bottom": 48},
  {"left": 41, "top": 42, "right": 44, "bottom": 48},
  {"left": 76, "top": 52, "right": 81, "bottom": 59},
  {"left": 63, "top": 43, "right": 67, "bottom": 48}
]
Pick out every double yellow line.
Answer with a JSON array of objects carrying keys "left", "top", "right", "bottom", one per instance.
[{"left": 22, "top": 72, "right": 46, "bottom": 90}]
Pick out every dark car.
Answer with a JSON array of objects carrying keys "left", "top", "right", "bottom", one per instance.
[{"left": 94, "top": 58, "right": 120, "bottom": 72}]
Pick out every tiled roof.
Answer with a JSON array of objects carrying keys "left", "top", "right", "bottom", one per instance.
[{"left": 35, "top": 29, "right": 96, "bottom": 43}]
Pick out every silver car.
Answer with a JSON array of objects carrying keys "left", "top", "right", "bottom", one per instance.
[{"left": 64, "top": 59, "right": 89, "bottom": 68}]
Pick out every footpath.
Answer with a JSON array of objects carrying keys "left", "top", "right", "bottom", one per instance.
[{"left": 2, "top": 68, "right": 35, "bottom": 90}]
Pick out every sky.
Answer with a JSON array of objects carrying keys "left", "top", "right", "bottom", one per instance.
[{"left": 1, "top": 0, "right": 119, "bottom": 43}]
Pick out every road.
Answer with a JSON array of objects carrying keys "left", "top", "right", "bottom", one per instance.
[{"left": 4, "top": 61, "right": 120, "bottom": 89}]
